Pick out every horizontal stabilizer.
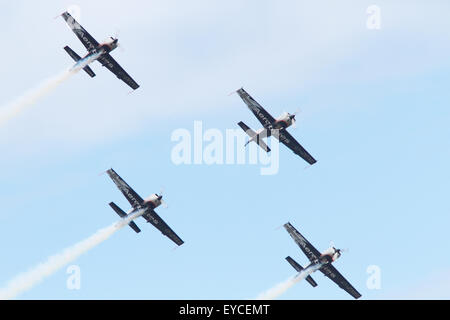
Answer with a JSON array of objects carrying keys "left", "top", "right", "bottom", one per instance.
[
  {"left": 237, "top": 121, "right": 271, "bottom": 152},
  {"left": 126, "top": 220, "right": 141, "bottom": 233},
  {"left": 286, "top": 256, "right": 317, "bottom": 287},
  {"left": 82, "top": 65, "right": 96, "bottom": 78},
  {"left": 63, "top": 45, "right": 96, "bottom": 78},
  {"left": 64, "top": 45, "right": 81, "bottom": 62},
  {"left": 238, "top": 121, "right": 256, "bottom": 137},
  {"left": 109, "top": 202, "right": 141, "bottom": 233}
]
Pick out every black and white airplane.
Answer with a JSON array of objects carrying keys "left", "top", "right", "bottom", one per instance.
[
  {"left": 284, "top": 222, "right": 361, "bottom": 299},
  {"left": 60, "top": 11, "right": 140, "bottom": 90},
  {"left": 106, "top": 168, "right": 184, "bottom": 246},
  {"left": 236, "top": 88, "right": 316, "bottom": 165}
]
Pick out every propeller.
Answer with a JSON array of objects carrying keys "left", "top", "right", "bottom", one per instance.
[
  {"left": 335, "top": 248, "right": 348, "bottom": 258},
  {"left": 157, "top": 187, "right": 168, "bottom": 209},
  {"left": 289, "top": 108, "right": 301, "bottom": 129},
  {"left": 290, "top": 114, "right": 297, "bottom": 129},
  {"left": 113, "top": 29, "right": 121, "bottom": 40},
  {"left": 161, "top": 199, "right": 168, "bottom": 209},
  {"left": 111, "top": 30, "right": 125, "bottom": 52},
  {"left": 331, "top": 244, "right": 349, "bottom": 258}
]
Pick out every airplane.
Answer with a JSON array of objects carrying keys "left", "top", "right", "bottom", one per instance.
[
  {"left": 60, "top": 11, "right": 140, "bottom": 90},
  {"left": 283, "top": 222, "right": 361, "bottom": 299},
  {"left": 235, "top": 88, "right": 316, "bottom": 165},
  {"left": 106, "top": 168, "right": 184, "bottom": 246}
]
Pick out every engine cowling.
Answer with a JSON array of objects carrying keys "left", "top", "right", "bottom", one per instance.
[{"left": 144, "top": 193, "right": 162, "bottom": 208}]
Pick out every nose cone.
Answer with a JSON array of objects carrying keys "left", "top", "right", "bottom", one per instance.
[
  {"left": 109, "top": 37, "right": 118, "bottom": 49},
  {"left": 157, "top": 194, "right": 163, "bottom": 201}
]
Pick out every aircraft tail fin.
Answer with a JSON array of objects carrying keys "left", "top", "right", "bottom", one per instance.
[
  {"left": 63, "top": 45, "right": 96, "bottom": 78},
  {"left": 237, "top": 121, "right": 271, "bottom": 152},
  {"left": 285, "top": 256, "right": 318, "bottom": 287},
  {"left": 109, "top": 202, "right": 141, "bottom": 233}
]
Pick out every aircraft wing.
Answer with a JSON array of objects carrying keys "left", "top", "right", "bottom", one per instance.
[
  {"left": 319, "top": 264, "right": 362, "bottom": 299},
  {"left": 97, "top": 54, "right": 140, "bottom": 90},
  {"left": 283, "top": 222, "right": 321, "bottom": 263},
  {"left": 61, "top": 12, "right": 99, "bottom": 52},
  {"left": 142, "top": 209, "right": 184, "bottom": 246},
  {"left": 106, "top": 168, "right": 144, "bottom": 210},
  {"left": 237, "top": 88, "right": 276, "bottom": 129},
  {"left": 273, "top": 129, "right": 317, "bottom": 165}
]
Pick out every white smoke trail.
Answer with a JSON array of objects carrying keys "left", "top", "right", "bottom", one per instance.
[
  {"left": 0, "top": 209, "right": 144, "bottom": 300},
  {"left": 0, "top": 69, "right": 75, "bottom": 126},
  {"left": 255, "top": 275, "right": 300, "bottom": 300},
  {"left": 255, "top": 264, "right": 322, "bottom": 300},
  {"left": 0, "top": 51, "right": 102, "bottom": 127}
]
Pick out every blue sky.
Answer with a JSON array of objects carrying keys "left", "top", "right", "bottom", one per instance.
[{"left": 0, "top": 1, "right": 450, "bottom": 299}]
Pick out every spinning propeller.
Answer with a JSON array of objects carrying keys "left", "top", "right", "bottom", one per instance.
[
  {"left": 111, "top": 30, "right": 125, "bottom": 52},
  {"left": 289, "top": 108, "right": 301, "bottom": 129},
  {"left": 329, "top": 241, "right": 348, "bottom": 256},
  {"left": 156, "top": 187, "right": 168, "bottom": 209}
]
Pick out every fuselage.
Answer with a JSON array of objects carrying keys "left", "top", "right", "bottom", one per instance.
[
  {"left": 251, "top": 112, "right": 296, "bottom": 141},
  {"left": 143, "top": 193, "right": 163, "bottom": 209},
  {"left": 295, "top": 261, "right": 324, "bottom": 281},
  {"left": 70, "top": 38, "right": 118, "bottom": 73},
  {"left": 257, "top": 112, "right": 296, "bottom": 133},
  {"left": 272, "top": 112, "right": 296, "bottom": 130},
  {"left": 127, "top": 193, "right": 163, "bottom": 215},
  {"left": 83, "top": 38, "right": 118, "bottom": 61},
  {"left": 92, "top": 37, "right": 118, "bottom": 54},
  {"left": 306, "top": 246, "right": 342, "bottom": 270}
]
